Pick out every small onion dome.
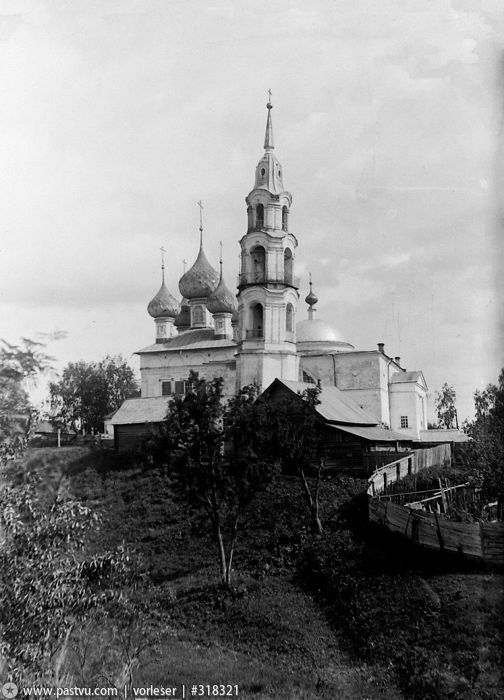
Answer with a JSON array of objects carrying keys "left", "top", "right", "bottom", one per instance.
[
  {"left": 305, "top": 288, "right": 318, "bottom": 306},
  {"left": 174, "top": 297, "right": 190, "bottom": 328},
  {"left": 147, "top": 281, "right": 180, "bottom": 319},
  {"left": 207, "top": 271, "right": 237, "bottom": 315},
  {"left": 179, "top": 245, "right": 219, "bottom": 299}
]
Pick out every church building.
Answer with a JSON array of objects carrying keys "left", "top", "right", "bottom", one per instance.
[{"left": 110, "top": 99, "right": 428, "bottom": 449}]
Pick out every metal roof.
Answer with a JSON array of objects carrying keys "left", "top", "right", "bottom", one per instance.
[
  {"left": 390, "top": 370, "right": 426, "bottom": 386},
  {"left": 137, "top": 328, "right": 236, "bottom": 354},
  {"left": 269, "top": 379, "right": 378, "bottom": 426},
  {"left": 327, "top": 423, "right": 412, "bottom": 442},
  {"left": 109, "top": 396, "right": 170, "bottom": 425}
]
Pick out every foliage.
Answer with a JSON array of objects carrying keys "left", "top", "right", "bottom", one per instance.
[
  {"left": 435, "top": 382, "right": 458, "bottom": 429},
  {"left": 460, "top": 368, "right": 504, "bottom": 504},
  {"left": 0, "top": 469, "right": 134, "bottom": 682},
  {"left": 0, "top": 338, "right": 54, "bottom": 461},
  {"left": 146, "top": 371, "right": 277, "bottom": 586},
  {"left": 260, "top": 384, "right": 325, "bottom": 534},
  {"left": 49, "top": 355, "right": 139, "bottom": 434}
]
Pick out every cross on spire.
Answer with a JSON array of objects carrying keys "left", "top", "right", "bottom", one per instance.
[
  {"left": 267, "top": 88, "right": 272, "bottom": 104},
  {"left": 182, "top": 258, "right": 187, "bottom": 274},
  {"left": 197, "top": 200, "right": 204, "bottom": 247},
  {"left": 160, "top": 246, "right": 166, "bottom": 281}
]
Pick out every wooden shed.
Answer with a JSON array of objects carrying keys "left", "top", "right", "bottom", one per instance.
[
  {"left": 109, "top": 396, "right": 170, "bottom": 452},
  {"left": 262, "top": 379, "right": 414, "bottom": 474}
]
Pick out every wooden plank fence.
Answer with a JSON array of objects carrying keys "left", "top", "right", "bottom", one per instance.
[
  {"left": 367, "top": 444, "right": 504, "bottom": 565},
  {"left": 369, "top": 499, "right": 504, "bottom": 565}
]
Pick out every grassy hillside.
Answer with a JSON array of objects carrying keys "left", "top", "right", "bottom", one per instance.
[{"left": 18, "top": 447, "right": 504, "bottom": 698}]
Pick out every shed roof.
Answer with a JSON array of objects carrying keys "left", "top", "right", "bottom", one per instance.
[
  {"left": 137, "top": 328, "right": 236, "bottom": 354},
  {"left": 327, "top": 423, "right": 412, "bottom": 443},
  {"left": 265, "top": 379, "right": 378, "bottom": 426},
  {"left": 109, "top": 396, "right": 170, "bottom": 425}
]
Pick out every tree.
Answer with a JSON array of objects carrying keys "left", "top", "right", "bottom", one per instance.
[
  {"left": 435, "top": 383, "right": 458, "bottom": 429},
  {"left": 49, "top": 356, "right": 139, "bottom": 433},
  {"left": 0, "top": 338, "right": 54, "bottom": 461},
  {"left": 0, "top": 339, "right": 137, "bottom": 683},
  {"left": 153, "top": 371, "right": 276, "bottom": 587},
  {"left": 461, "top": 369, "right": 504, "bottom": 507},
  {"left": 261, "top": 384, "right": 325, "bottom": 535}
]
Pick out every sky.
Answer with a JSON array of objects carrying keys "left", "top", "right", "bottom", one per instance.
[{"left": 1, "top": 0, "right": 503, "bottom": 421}]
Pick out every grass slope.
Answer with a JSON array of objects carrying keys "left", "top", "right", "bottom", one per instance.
[{"left": 20, "top": 447, "right": 504, "bottom": 698}]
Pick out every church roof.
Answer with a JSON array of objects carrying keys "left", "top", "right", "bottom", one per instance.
[
  {"left": 137, "top": 328, "right": 236, "bottom": 354},
  {"left": 265, "top": 379, "right": 378, "bottom": 426},
  {"left": 390, "top": 370, "right": 427, "bottom": 388},
  {"left": 296, "top": 318, "right": 349, "bottom": 344}
]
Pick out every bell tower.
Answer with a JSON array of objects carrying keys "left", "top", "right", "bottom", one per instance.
[{"left": 235, "top": 94, "right": 299, "bottom": 391}]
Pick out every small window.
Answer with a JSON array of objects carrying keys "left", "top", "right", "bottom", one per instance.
[
  {"left": 174, "top": 380, "right": 188, "bottom": 396},
  {"left": 278, "top": 170, "right": 281, "bottom": 177},
  {"left": 400, "top": 416, "right": 409, "bottom": 428},
  {"left": 302, "top": 371, "right": 315, "bottom": 384},
  {"left": 161, "top": 381, "right": 172, "bottom": 396},
  {"left": 261, "top": 168, "right": 265, "bottom": 176}
]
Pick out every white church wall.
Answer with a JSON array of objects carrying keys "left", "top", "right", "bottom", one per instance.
[
  {"left": 140, "top": 348, "right": 236, "bottom": 398},
  {"left": 389, "top": 384, "right": 426, "bottom": 438},
  {"left": 299, "top": 353, "right": 390, "bottom": 425}
]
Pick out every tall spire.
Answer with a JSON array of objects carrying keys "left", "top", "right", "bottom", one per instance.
[{"left": 264, "top": 89, "right": 274, "bottom": 152}]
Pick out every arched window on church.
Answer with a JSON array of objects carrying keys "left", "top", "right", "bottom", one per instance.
[
  {"left": 286, "top": 303, "right": 294, "bottom": 333},
  {"left": 251, "top": 245, "right": 266, "bottom": 282},
  {"left": 256, "top": 203, "right": 264, "bottom": 229},
  {"left": 249, "top": 303, "right": 263, "bottom": 338},
  {"left": 282, "top": 206, "right": 289, "bottom": 231},
  {"left": 284, "top": 248, "right": 293, "bottom": 285}
]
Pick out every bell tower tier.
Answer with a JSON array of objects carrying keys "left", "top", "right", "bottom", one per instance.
[{"left": 236, "top": 96, "right": 299, "bottom": 391}]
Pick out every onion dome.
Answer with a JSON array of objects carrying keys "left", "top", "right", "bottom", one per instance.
[
  {"left": 305, "top": 287, "right": 318, "bottom": 307},
  {"left": 178, "top": 212, "right": 219, "bottom": 299},
  {"left": 174, "top": 297, "right": 190, "bottom": 329},
  {"left": 207, "top": 262, "right": 237, "bottom": 314},
  {"left": 147, "top": 280, "right": 180, "bottom": 319}
]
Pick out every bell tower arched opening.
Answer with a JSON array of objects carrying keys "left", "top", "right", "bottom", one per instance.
[
  {"left": 251, "top": 245, "right": 266, "bottom": 282},
  {"left": 256, "top": 203, "right": 264, "bottom": 229},
  {"left": 250, "top": 303, "right": 263, "bottom": 338}
]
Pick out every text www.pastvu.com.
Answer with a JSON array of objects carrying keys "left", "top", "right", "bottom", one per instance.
[{"left": 2, "top": 686, "right": 184, "bottom": 699}]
